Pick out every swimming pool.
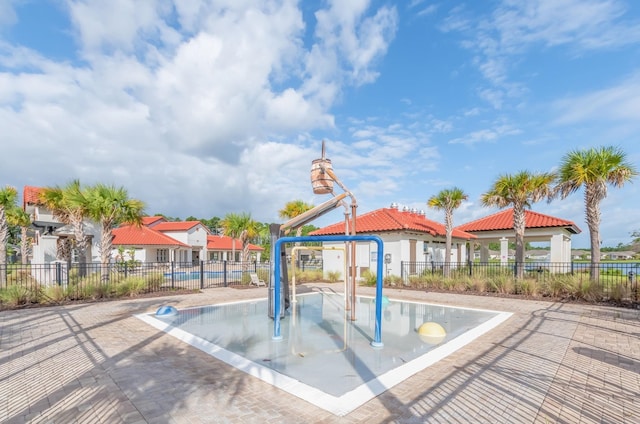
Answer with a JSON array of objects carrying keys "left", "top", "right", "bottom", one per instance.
[{"left": 137, "top": 291, "right": 511, "bottom": 416}]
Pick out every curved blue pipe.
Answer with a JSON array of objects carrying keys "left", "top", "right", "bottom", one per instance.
[{"left": 272, "top": 235, "right": 384, "bottom": 348}]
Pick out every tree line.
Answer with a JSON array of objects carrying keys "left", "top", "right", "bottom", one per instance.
[
  {"left": 427, "top": 145, "right": 637, "bottom": 282},
  {"left": 1, "top": 146, "right": 636, "bottom": 285},
  {"left": 0, "top": 182, "right": 318, "bottom": 284}
]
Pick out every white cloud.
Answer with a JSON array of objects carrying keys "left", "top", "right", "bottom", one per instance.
[
  {"left": 0, "top": 0, "right": 398, "bottom": 221},
  {"left": 443, "top": 0, "right": 640, "bottom": 109},
  {"left": 448, "top": 123, "right": 521, "bottom": 145},
  {"left": 554, "top": 73, "right": 640, "bottom": 124}
]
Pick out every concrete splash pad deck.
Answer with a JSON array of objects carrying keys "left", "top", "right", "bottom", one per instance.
[
  {"left": 1, "top": 284, "right": 640, "bottom": 423},
  {"left": 136, "top": 292, "right": 511, "bottom": 416}
]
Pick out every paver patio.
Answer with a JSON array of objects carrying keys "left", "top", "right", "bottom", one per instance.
[{"left": 1, "top": 284, "right": 639, "bottom": 423}]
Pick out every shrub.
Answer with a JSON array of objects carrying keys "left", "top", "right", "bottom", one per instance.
[
  {"left": 468, "top": 277, "right": 487, "bottom": 293},
  {"left": 327, "top": 271, "right": 341, "bottom": 283},
  {"left": 360, "top": 269, "right": 377, "bottom": 287},
  {"left": 518, "top": 279, "right": 539, "bottom": 296},
  {"left": 578, "top": 280, "right": 603, "bottom": 302},
  {"left": 489, "top": 276, "right": 514, "bottom": 294},
  {"left": 43, "top": 285, "right": 67, "bottom": 303},
  {"left": 384, "top": 274, "right": 402, "bottom": 287},
  {"left": 144, "top": 272, "right": 165, "bottom": 291},
  {"left": 0, "top": 284, "right": 37, "bottom": 306}
]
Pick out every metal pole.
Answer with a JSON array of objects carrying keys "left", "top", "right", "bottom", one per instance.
[{"left": 272, "top": 235, "right": 384, "bottom": 348}]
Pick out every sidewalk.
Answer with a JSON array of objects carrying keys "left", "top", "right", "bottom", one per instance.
[{"left": 1, "top": 284, "right": 639, "bottom": 423}]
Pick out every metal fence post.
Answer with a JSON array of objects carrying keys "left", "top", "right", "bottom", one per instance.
[
  {"left": 56, "top": 262, "right": 62, "bottom": 286},
  {"left": 200, "top": 260, "right": 204, "bottom": 290},
  {"left": 223, "top": 260, "right": 228, "bottom": 287},
  {"left": 171, "top": 261, "right": 175, "bottom": 289}
]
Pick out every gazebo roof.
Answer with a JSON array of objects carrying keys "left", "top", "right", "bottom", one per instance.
[{"left": 455, "top": 208, "right": 581, "bottom": 234}]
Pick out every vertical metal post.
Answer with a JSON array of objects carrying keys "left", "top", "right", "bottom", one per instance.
[
  {"left": 200, "top": 260, "right": 204, "bottom": 290},
  {"left": 171, "top": 261, "right": 175, "bottom": 289},
  {"left": 272, "top": 235, "right": 384, "bottom": 348},
  {"left": 223, "top": 260, "right": 227, "bottom": 287},
  {"left": 56, "top": 262, "right": 62, "bottom": 286}
]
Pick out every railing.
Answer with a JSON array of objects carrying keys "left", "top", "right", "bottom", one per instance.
[
  {"left": 0, "top": 258, "right": 324, "bottom": 293},
  {"left": 399, "top": 260, "right": 640, "bottom": 298},
  {"left": 0, "top": 261, "right": 272, "bottom": 294}
]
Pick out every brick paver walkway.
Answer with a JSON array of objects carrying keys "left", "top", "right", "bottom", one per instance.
[{"left": 1, "top": 284, "right": 639, "bottom": 423}]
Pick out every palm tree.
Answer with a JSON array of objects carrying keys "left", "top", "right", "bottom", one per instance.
[
  {"left": 39, "top": 180, "right": 91, "bottom": 271},
  {"left": 0, "top": 186, "right": 18, "bottom": 284},
  {"left": 7, "top": 207, "right": 32, "bottom": 265},
  {"left": 84, "top": 184, "right": 146, "bottom": 282},
  {"left": 279, "top": 200, "right": 314, "bottom": 237},
  {"left": 482, "top": 171, "right": 555, "bottom": 279},
  {"left": 427, "top": 187, "right": 468, "bottom": 278},
  {"left": 221, "top": 212, "right": 260, "bottom": 263},
  {"left": 553, "top": 146, "right": 638, "bottom": 282}
]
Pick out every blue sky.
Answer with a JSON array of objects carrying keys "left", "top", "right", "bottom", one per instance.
[{"left": 1, "top": 0, "right": 639, "bottom": 248}]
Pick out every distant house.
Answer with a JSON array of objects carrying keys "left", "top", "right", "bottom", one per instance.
[
  {"left": 111, "top": 216, "right": 263, "bottom": 264},
  {"left": 605, "top": 251, "right": 636, "bottom": 260},
  {"left": 310, "top": 205, "right": 476, "bottom": 279},
  {"left": 571, "top": 249, "right": 590, "bottom": 260},
  {"left": 526, "top": 250, "right": 550, "bottom": 261},
  {"left": 206, "top": 235, "right": 263, "bottom": 262},
  {"left": 23, "top": 186, "right": 102, "bottom": 264}
]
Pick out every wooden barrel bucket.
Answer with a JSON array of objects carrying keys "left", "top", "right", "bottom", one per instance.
[{"left": 310, "top": 158, "right": 334, "bottom": 194}]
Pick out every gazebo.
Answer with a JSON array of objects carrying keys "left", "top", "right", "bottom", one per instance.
[{"left": 455, "top": 208, "right": 581, "bottom": 266}]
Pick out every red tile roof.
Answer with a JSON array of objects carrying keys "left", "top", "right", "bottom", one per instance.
[
  {"left": 153, "top": 221, "right": 203, "bottom": 231},
  {"left": 311, "top": 207, "right": 476, "bottom": 239},
  {"left": 142, "top": 216, "right": 166, "bottom": 226},
  {"left": 23, "top": 186, "right": 42, "bottom": 208},
  {"left": 112, "top": 225, "right": 191, "bottom": 247},
  {"left": 207, "top": 235, "right": 264, "bottom": 251},
  {"left": 455, "top": 208, "right": 581, "bottom": 234}
]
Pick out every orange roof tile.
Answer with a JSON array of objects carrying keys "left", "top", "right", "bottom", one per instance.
[
  {"left": 23, "top": 186, "right": 42, "bottom": 208},
  {"left": 455, "top": 208, "right": 581, "bottom": 234},
  {"left": 142, "top": 216, "right": 166, "bottom": 226},
  {"left": 311, "top": 207, "right": 476, "bottom": 239},
  {"left": 112, "top": 225, "right": 191, "bottom": 247},
  {"left": 207, "top": 235, "right": 264, "bottom": 251},
  {"left": 153, "top": 221, "right": 203, "bottom": 231}
]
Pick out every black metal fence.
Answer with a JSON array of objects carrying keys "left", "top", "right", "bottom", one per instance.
[
  {"left": 0, "top": 261, "right": 274, "bottom": 295},
  {"left": 0, "top": 258, "right": 325, "bottom": 294},
  {"left": 400, "top": 260, "right": 640, "bottom": 297}
]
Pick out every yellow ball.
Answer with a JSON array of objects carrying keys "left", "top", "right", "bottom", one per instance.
[{"left": 417, "top": 322, "right": 446, "bottom": 344}]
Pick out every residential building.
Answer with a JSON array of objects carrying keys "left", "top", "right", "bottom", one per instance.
[
  {"left": 310, "top": 205, "right": 476, "bottom": 280},
  {"left": 23, "top": 186, "right": 102, "bottom": 264},
  {"left": 111, "top": 216, "right": 263, "bottom": 264}
]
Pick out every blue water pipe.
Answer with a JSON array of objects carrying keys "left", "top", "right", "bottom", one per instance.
[{"left": 272, "top": 235, "right": 384, "bottom": 348}]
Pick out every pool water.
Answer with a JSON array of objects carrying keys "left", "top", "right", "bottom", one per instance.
[
  {"left": 163, "top": 270, "right": 242, "bottom": 280},
  {"left": 137, "top": 291, "right": 511, "bottom": 416}
]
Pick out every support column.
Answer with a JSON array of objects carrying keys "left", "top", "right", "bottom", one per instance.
[{"left": 500, "top": 237, "right": 509, "bottom": 266}]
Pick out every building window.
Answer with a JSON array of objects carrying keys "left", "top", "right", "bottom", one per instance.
[
  {"left": 209, "top": 251, "right": 220, "bottom": 261},
  {"left": 157, "top": 249, "right": 169, "bottom": 262}
]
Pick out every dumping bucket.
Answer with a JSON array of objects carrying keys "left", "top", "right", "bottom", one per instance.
[{"left": 311, "top": 158, "right": 333, "bottom": 194}]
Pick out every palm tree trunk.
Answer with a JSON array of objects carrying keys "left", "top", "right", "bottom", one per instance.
[
  {"left": 71, "top": 214, "right": 89, "bottom": 276},
  {"left": 100, "top": 224, "right": 112, "bottom": 283},
  {"left": 513, "top": 204, "right": 526, "bottom": 279},
  {"left": 444, "top": 211, "right": 452, "bottom": 278},
  {"left": 585, "top": 185, "right": 602, "bottom": 283}
]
